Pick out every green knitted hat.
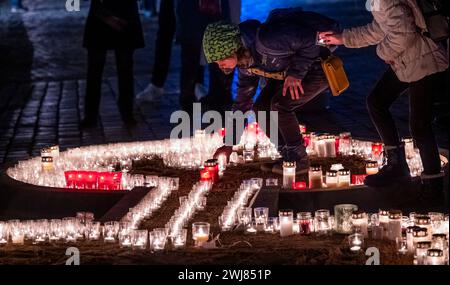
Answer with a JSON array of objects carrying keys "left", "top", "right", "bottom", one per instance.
[{"left": 203, "top": 22, "right": 242, "bottom": 63}]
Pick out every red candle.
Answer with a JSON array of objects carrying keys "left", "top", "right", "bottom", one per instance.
[
  {"left": 200, "top": 169, "right": 212, "bottom": 182},
  {"left": 219, "top": 128, "right": 226, "bottom": 138},
  {"left": 64, "top": 171, "right": 77, "bottom": 188},
  {"left": 303, "top": 134, "right": 311, "bottom": 147},
  {"left": 84, "top": 171, "right": 98, "bottom": 189},
  {"left": 292, "top": 181, "right": 307, "bottom": 190},
  {"left": 204, "top": 159, "right": 219, "bottom": 182},
  {"left": 352, "top": 174, "right": 367, "bottom": 186},
  {"left": 98, "top": 172, "right": 122, "bottom": 190},
  {"left": 371, "top": 143, "right": 383, "bottom": 157},
  {"left": 335, "top": 137, "right": 340, "bottom": 155}
]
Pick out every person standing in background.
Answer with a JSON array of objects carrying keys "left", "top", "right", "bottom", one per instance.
[
  {"left": 320, "top": 0, "right": 448, "bottom": 203},
  {"left": 82, "top": 0, "right": 145, "bottom": 129}
]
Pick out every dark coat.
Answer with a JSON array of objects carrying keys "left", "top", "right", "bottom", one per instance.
[
  {"left": 234, "top": 8, "right": 338, "bottom": 112},
  {"left": 83, "top": 0, "right": 145, "bottom": 49},
  {"left": 175, "top": 0, "right": 230, "bottom": 43}
]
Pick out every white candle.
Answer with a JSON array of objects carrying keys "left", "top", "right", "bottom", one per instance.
[
  {"left": 388, "top": 210, "right": 402, "bottom": 241},
  {"left": 282, "top": 162, "right": 296, "bottom": 189},
  {"left": 337, "top": 169, "right": 351, "bottom": 187},
  {"left": 352, "top": 211, "right": 368, "bottom": 238},
  {"left": 279, "top": 210, "right": 294, "bottom": 237},
  {"left": 308, "top": 165, "right": 323, "bottom": 189},
  {"left": 324, "top": 136, "right": 336, "bottom": 157},
  {"left": 326, "top": 171, "right": 338, "bottom": 188},
  {"left": 366, "top": 161, "right": 379, "bottom": 175}
]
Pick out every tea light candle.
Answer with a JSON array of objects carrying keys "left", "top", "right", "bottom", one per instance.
[
  {"left": 41, "top": 156, "right": 54, "bottom": 172},
  {"left": 308, "top": 165, "right": 323, "bottom": 189},
  {"left": 192, "top": 222, "right": 210, "bottom": 247},
  {"left": 415, "top": 241, "right": 431, "bottom": 265},
  {"left": 352, "top": 211, "right": 368, "bottom": 238},
  {"left": 366, "top": 161, "right": 379, "bottom": 175},
  {"left": 426, "top": 249, "right": 445, "bottom": 265},
  {"left": 279, "top": 210, "right": 294, "bottom": 237},
  {"left": 337, "top": 169, "right": 351, "bottom": 187},
  {"left": 245, "top": 222, "right": 257, "bottom": 235},
  {"left": 282, "top": 161, "right": 296, "bottom": 189},
  {"left": 388, "top": 210, "right": 403, "bottom": 241},
  {"left": 349, "top": 233, "right": 364, "bottom": 252},
  {"left": 326, "top": 171, "right": 338, "bottom": 188}
]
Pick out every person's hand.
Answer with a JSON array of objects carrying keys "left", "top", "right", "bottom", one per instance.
[
  {"left": 213, "top": 145, "right": 233, "bottom": 163},
  {"left": 318, "top": 31, "right": 344, "bottom": 46},
  {"left": 283, "top": 76, "right": 304, "bottom": 100}
]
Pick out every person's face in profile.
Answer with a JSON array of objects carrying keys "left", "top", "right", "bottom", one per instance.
[{"left": 216, "top": 54, "right": 238, "bottom": 74}]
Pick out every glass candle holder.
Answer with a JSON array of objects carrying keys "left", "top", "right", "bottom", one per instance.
[
  {"left": 149, "top": 228, "right": 167, "bottom": 251},
  {"left": 413, "top": 227, "right": 429, "bottom": 249},
  {"left": 326, "top": 171, "right": 338, "bottom": 188},
  {"left": 245, "top": 220, "right": 257, "bottom": 235},
  {"left": 119, "top": 230, "right": 133, "bottom": 248},
  {"left": 218, "top": 214, "right": 234, "bottom": 232},
  {"left": 338, "top": 132, "right": 351, "bottom": 155},
  {"left": 365, "top": 161, "right": 379, "bottom": 175},
  {"left": 264, "top": 217, "right": 279, "bottom": 234},
  {"left": 337, "top": 169, "right": 351, "bottom": 188},
  {"left": 402, "top": 137, "right": 415, "bottom": 159},
  {"left": 204, "top": 159, "right": 219, "bottom": 182},
  {"left": 254, "top": 207, "right": 269, "bottom": 231},
  {"left": 243, "top": 149, "right": 255, "bottom": 162},
  {"left": 42, "top": 156, "right": 54, "bottom": 172},
  {"left": 237, "top": 207, "right": 252, "bottom": 227},
  {"left": 388, "top": 210, "right": 403, "bottom": 241},
  {"left": 282, "top": 162, "right": 296, "bottom": 189},
  {"left": 324, "top": 135, "right": 337, "bottom": 157},
  {"left": 265, "top": 178, "right": 278, "bottom": 187},
  {"left": 414, "top": 215, "right": 432, "bottom": 240},
  {"left": 86, "top": 222, "right": 101, "bottom": 241},
  {"left": 308, "top": 165, "right": 323, "bottom": 189},
  {"left": 396, "top": 237, "right": 408, "bottom": 255},
  {"left": 192, "top": 222, "right": 210, "bottom": 247},
  {"left": 103, "top": 221, "right": 120, "bottom": 242},
  {"left": 279, "top": 210, "right": 294, "bottom": 237},
  {"left": 406, "top": 226, "right": 417, "bottom": 254},
  {"left": 428, "top": 212, "right": 445, "bottom": 233},
  {"left": 348, "top": 233, "right": 364, "bottom": 252},
  {"left": 379, "top": 210, "right": 390, "bottom": 239},
  {"left": 172, "top": 229, "right": 187, "bottom": 249},
  {"left": 0, "top": 223, "right": 8, "bottom": 245},
  {"left": 431, "top": 234, "right": 447, "bottom": 262},
  {"left": 415, "top": 241, "right": 432, "bottom": 265},
  {"left": 352, "top": 211, "right": 368, "bottom": 238},
  {"left": 297, "top": 212, "right": 313, "bottom": 236},
  {"left": 314, "top": 209, "right": 331, "bottom": 236},
  {"left": 426, "top": 249, "right": 445, "bottom": 265},
  {"left": 334, "top": 204, "right": 358, "bottom": 234},
  {"left": 132, "top": 230, "right": 148, "bottom": 250}
]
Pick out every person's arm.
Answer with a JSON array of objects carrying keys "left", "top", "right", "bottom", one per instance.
[
  {"left": 342, "top": 20, "right": 385, "bottom": 48},
  {"left": 375, "top": 2, "right": 417, "bottom": 62},
  {"left": 233, "top": 69, "right": 259, "bottom": 112},
  {"left": 286, "top": 34, "right": 320, "bottom": 80}
]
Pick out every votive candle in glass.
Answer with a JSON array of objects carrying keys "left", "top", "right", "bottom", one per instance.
[
  {"left": 366, "top": 161, "right": 379, "bottom": 175},
  {"left": 172, "top": 229, "right": 187, "bottom": 249},
  {"left": 406, "top": 226, "right": 418, "bottom": 254},
  {"left": 415, "top": 215, "right": 432, "bottom": 240},
  {"left": 415, "top": 241, "right": 431, "bottom": 265},
  {"left": 192, "top": 222, "right": 210, "bottom": 247},
  {"left": 334, "top": 204, "right": 358, "bottom": 234},
  {"left": 388, "top": 210, "right": 403, "bottom": 241},
  {"left": 297, "top": 212, "right": 313, "bottom": 236},
  {"left": 41, "top": 156, "right": 54, "bottom": 172},
  {"left": 254, "top": 207, "right": 269, "bottom": 231},
  {"left": 279, "top": 210, "right": 294, "bottom": 237},
  {"left": 337, "top": 169, "right": 351, "bottom": 187},
  {"left": 352, "top": 211, "right": 368, "bottom": 238},
  {"left": 149, "top": 228, "right": 167, "bottom": 251},
  {"left": 0, "top": 223, "right": 8, "bottom": 245},
  {"left": 379, "top": 210, "right": 390, "bottom": 239},
  {"left": 426, "top": 249, "right": 445, "bottom": 265},
  {"left": 348, "top": 233, "right": 364, "bottom": 252},
  {"left": 314, "top": 209, "right": 331, "bottom": 236},
  {"left": 282, "top": 161, "right": 296, "bottom": 189},
  {"left": 324, "top": 135, "right": 337, "bottom": 157},
  {"left": 413, "top": 227, "right": 429, "bottom": 248},
  {"left": 132, "top": 230, "right": 148, "bottom": 250},
  {"left": 308, "top": 165, "right": 323, "bottom": 189},
  {"left": 326, "top": 171, "right": 338, "bottom": 188}
]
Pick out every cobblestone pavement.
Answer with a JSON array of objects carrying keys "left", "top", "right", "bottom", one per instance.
[{"left": 0, "top": 0, "right": 448, "bottom": 165}]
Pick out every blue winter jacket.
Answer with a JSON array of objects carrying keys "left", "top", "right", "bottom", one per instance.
[{"left": 234, "top": 8, "right": 339, "bottom": 112}]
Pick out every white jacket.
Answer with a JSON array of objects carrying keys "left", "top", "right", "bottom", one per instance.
[{"left": 343, "top": 0, "right": 448, "bottom": 83}]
